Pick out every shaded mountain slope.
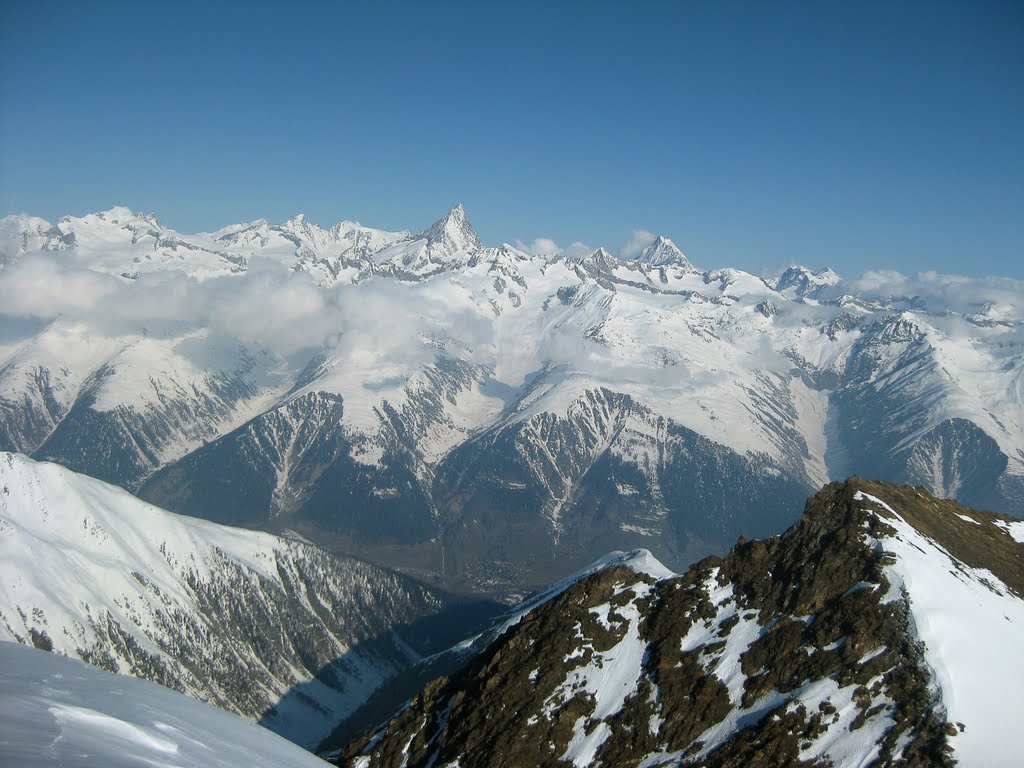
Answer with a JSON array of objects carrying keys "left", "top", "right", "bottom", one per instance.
[{"left": 0, "top": 452, "right": 499, "bottom": 749}]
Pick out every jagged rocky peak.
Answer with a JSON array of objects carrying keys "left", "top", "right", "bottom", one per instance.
[
  {"left": 573, "top": 245, "right": 619, "bottom": 272},
  {"left": 638, "top": 234, "right": 698, "bottom": 271},
  {"left": 475, "top": 242, "right": 532, "bottom": 274},
  {"left": 493, "top": 242, "right": 528, "bottom": 260},
  {"left": 281, "top": 211, "right": 346, "bottom": 234},
  {"left": 869, "top": 310, "right": 929, "bottom": 344},
  {"left": 330, "top": 478, "right": 1023, "bottom": 768},
  {"left": 279, "top": 212, "right": 335, "bottom": 242},
  {"left": 282, "top": 211, "right": 314, "bottom": 229},
  {"left": 420, "top": 203, "right": 483, "bottom": 254},
  {"left": 774, "top": 264, "right": 840, "bottom": 298}
]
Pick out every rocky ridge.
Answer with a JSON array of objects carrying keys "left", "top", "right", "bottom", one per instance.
[{"left": 327, "top": 479, "right": 1024, "bottom": 767}]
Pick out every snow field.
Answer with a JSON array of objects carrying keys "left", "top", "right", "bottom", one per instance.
[
  {"left": 0, "top": 641, "right": 330, "bottom": 768},
  {"left": 856, "top": 491, "right": 1024, "bottom": 768}
]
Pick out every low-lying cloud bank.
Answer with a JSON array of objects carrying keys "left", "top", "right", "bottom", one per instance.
[
  {"left": 0, "top": 249, "right": 504, "bottom": 376},
  {"left": 842, "top": 269, "right": 1021, "bottom": 320},
  {"left": 0, "top": 240, "right": 1020, "bottom": 371}
]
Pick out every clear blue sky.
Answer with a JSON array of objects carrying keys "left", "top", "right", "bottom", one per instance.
[{"left": 1, "top": 1, "right": 1021, "bottom": 277}]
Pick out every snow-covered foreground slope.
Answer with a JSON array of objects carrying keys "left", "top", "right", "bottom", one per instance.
[
  {"left": 856, "top": 490, "right": 1024, "bottom": 768},
  {"left": 332, "top": 479, "right": 1024, "bottom": 768},
  {"left": 0, "top": 641, "right": 330, "bottom": 768},
  {"left": 2, "top": 205, "right": 1023, "bottom": 595},
  {"left": 0, "top": 452, "right": 454, "bottom": 749}
]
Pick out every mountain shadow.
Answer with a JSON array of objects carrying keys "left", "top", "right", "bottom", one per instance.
[{"left": 258, "top": 594, "right": 504, "bottom": 750}]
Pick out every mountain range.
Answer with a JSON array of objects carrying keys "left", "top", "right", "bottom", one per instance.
[{"left": 1, "top": 205, "right": 1022, "bottom": 599}]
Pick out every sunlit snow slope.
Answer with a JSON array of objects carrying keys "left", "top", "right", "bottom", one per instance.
[
  {"left": 0, "top": 641, "right": 330, "bottom": 768},
  {"left": 856, "top": 490, "right": 1024, "bottom": 768}
]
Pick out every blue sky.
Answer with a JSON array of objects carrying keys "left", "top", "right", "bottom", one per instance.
[{"left": 1, "top": 1, "right": 1021, "bottom": 278}]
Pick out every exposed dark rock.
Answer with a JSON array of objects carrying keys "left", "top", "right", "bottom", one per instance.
[{"left": 324, "top": 479, "right": 1011, "bottom": 767}]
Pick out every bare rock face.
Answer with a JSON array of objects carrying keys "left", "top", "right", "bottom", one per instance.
[{"left": 327, "top": 479, "right": 1024, "bottom": 767}]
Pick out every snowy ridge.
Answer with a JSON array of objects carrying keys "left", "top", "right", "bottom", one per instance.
[
  {"left": 855, "top": 490, "right": 1024, "bottom": 768},
  {"left": 0, "top": 452, "right": 445, "bottom": 748},
  {"left": 450, "top": 548, "right": 676, "bottom": 657},
  {"left": 549, "top": 579, "right": 654, "bottom": 767},
  {"left": 316, "top": 549, "right": 675, "bottom": 757},
  {"left": 773, "top": 265, "right": 841, "bottom": 298}
]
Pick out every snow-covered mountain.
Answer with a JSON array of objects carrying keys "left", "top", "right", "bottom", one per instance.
[
  {"left": 0, "top": 452, "right": 478, "bottom": 749},
  {"left": 1, "top": 205, "right": 1022, "bottom": 596},
  {"left": 771, "top": 264, "right": 841, "bottom": 298},
  {"left": 636, "top": 235, "right": 697, "bottom": 271},
  {"left": 0, "top": 641, "right": 331, "bottom": 768},
  {"left": 329, "top": 479, "right": 1024, "bottom": 768}
]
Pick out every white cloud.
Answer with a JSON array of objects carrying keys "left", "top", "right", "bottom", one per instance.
[
  {"left": 841, "top": 270, "right": 1023, "bottom": 317},
  {"left": 846, "top": 269, "right": 911, "bottom": 296},
  {"left": 512, "top": 237, "right": 560, "bottom": 257},
  {"left": 512, "top": 237, "right": 594, "bottom": 259},
  {"left": 0, "top": 256, "right": 120, "bottom": 317},
  {"left": 563, "top": 241, "right": 594, "bottom": 259},
  {"left": 3, "top": 232, "right": 1020, "bottom": 398},
  {"left": 208, "top": 270, "right": 335, "bottom": 356},
  {"left": 619, "top": 229, "right": 656, "bottom": 260}
]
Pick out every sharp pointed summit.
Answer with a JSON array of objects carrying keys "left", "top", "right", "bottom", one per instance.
[
  {"left": 420, "top": 204, "right": 483, "bottom": 254},
  {"left": 637, "top": 235, "right": 697, "bottom": 272},
  {"left": 281, "top": 212, "right": 317, "bottom": 234},
  {"left": 569, "top": 246, "right": 619, "bottom": 273}
]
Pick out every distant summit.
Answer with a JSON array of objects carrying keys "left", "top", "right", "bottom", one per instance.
[
  {"left": 2, "top": 201, "right": 1022, "bottom": 603},
  {"left": 419, "top": 203, "right": 482, "bottom": 254},
  {"left": 573, "top": 245, "right": 619, "bottom": 272},
  {"left": 637, "top": 235, "right": 698, "bottom": 272},
  {"left": 774, "top": 265, "right": 840, "bottom": 299}
]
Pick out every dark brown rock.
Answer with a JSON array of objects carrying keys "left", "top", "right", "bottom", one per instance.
[{"left": 325, "top": 478, "right": 1017, "bottom": 767}]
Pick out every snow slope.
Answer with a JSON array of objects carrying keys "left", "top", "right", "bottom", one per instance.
[
  {"left": 0, "top": 452, "right": 445, "bottom": 749},
  {"left": 0, "top": 641, "right": 330, "bottom": 768},
  {"left": 856, "top": 491, "right": 1024, "bottom": 768}
]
